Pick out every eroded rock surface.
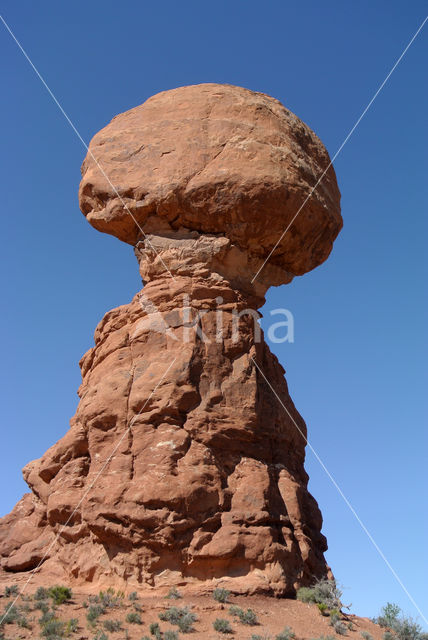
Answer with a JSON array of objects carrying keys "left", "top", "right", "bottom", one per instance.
[{"left": 0, "top": 84, "right": 341, "bottom": 595}]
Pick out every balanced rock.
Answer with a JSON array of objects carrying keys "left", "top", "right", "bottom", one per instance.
[{"left": 0, "top": 84, "right": 342, "bottom": 595}]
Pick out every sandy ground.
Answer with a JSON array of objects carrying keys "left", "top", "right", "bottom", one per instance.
[{"left": 0, "top": 584, "right": 384, "bottom": 640}]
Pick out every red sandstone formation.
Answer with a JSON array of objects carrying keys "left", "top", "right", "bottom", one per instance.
[{"left": 0, "top": 84, "right": 342, "bottom": 595}]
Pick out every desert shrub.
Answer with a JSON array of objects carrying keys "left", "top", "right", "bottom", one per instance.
[
  {"left": 311, "top": 636, "right": 337, "bottom": 640},
  {"left": 394, "top": 617, "right": 424, "bottom": 640},
  {"left": 4, "top": 585, "right": 19, "bottom": 597},
  {"left": 159, "top": 606, "right": 196, "bottom": 631},
  {"left": 238, "top": 608, "right": 258, "bottom": 625},
  {"left": 213, "top": 617, "right": 233, "bottom": 633},
  {"left": 87, "top": 603, "right": 106, "bottom": 624},
  {"left": 150, "top": 621, "right": 162, "bottom": 638},
  {"left": 297, "top": 586, "right": 317, "bottom": 603},
  {"left": 164, "top": 632, "right": 180, "bottom": 640},
  {"left": 40, "top": 618, "right": 66, "bottom": 638},
  {"left": 128, "top": 591, "right": 138, "bottom": 601},
  {"left": 98, "top": 588, "right": 123, "bottom": 609},
  {"left": 39, "top": 608, "right": 56, "bottom": 625},
  {"left": 93, "top": 632, "right": 109, "bottom": 640},
  {"left": 318, "top": 602, "right": 329, "bottom": 615},
  {"left": 330, "top": 619, "right": 348, "bottom": 636},
  {"left": 313, "top": 579, "right": 343, "bottom": 610},
  {"left": 276, "top": 627, "right": 296, "bottom": 640},
  {"left": 1, "top": 604, "right": 20, "bottom": 624},
  {"left": 376, "top": 604, "right": 402, "bottom": 629},
  {"left": 17, "top": 614, "right": 31, "bottom": 628},
  {"left": 178, "top": 613, "right": 197, "bottom": 632},
  {"left": 229, "top": 605, "right": 243, "bottom": 617},
  {"left": 361, "top": 633, "right": 374, "bottom": 640},
  {"left": 213, "top": 588, "right": 231, "bottom": 603},
  {"left": 252, "top": 635, "right": 273, "bottom": 640},
  {"left": 65, "top": 617, "right": 79, "bottom": 633},
  {"left": 133, "top": 602, "right": 143, "bottom": 612},
  {"left": 298, "top": 578, "right": 344, "bottom": 611},
  {"left": 126, "top": 611, "right": 142, "bottom": 625},
  {"left": 35, "top": 586, "right": 49, "bottom": 601},
  {"left": 375, "top": 603, "right": 424, "bottom": 640},
  {"left": 166, "top": 586, "right": 182, "bottom": 600},
  {"left": 48, "top": 585, "right": 72, "bottom": 605},
  {"left": 103, "top": 619, "right": 122, "bottom": 632},
  {"left": 36, "top": 600, "right": 50, "bottom": 613}
]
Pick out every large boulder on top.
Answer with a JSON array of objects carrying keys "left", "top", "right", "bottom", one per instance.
[{"left": 79, "top": 83, "right": 341, "bottom": 278}]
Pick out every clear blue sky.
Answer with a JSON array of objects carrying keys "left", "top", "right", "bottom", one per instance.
[{"left": 1, "top": 0, "right": 427, "bottom": 626}]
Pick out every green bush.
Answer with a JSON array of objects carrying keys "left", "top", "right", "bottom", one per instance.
[
  {"left": 35, "top": 600, "right": 50, "bottom": 613},
  {"left": 396, "top": 617, "right": 424, "bottom": 640},
  {"left": 330, "top": 619, "right": 348, "bottom": 636},
  {"left": 150, "top": 621, "right": 162, "bottom": 638},
  {"left": 103, "top": 619, "right": 122, "bottom": 631},
  {"left": 313, "top": 579, "right": 343, "bottom": 610},
  {"left": 48, "top": 585, "right": 73, "bottom": 605},
  {"left": 87, "top": 603, "right": 106, "bottom": 623},
  {"left": 98, "top": 588, "right": 123, "bottom": 609},
  {"left": 17, "top": 614, "right": 31, "bottom": 629},
  {"left": 375, "top": 603, "right": 425, "bottom": 640},
  {"left": 213, "top": 588, "right": 231, "bottom": 603},
  {"left": 238, "top": 608, "right": 258, "bottom": 625},
  {"left": 166, "top": 586, "right": 182, "bottom": 600},
  {"left": 297, "top": 578, "right": 344, "bottom": 611},
  {"left": 297, "top": 586, "right": 317, "bottom": 603},
  {"left": 251, "top": 635, "right": 272, "bottom": 640},
  {"left": 40, "top": 618, "right": 66, "bottom": 638},
  {"left": 213, "top": 618, "right": 233, "bottom": 633},
  {"left": 35, "top": 586, "right": 49, "bottom": 601},
  {"left": 361, "top": 632, "right": 374, "bottom": 640},
  {"left": 133, "top": 602, "right": 143, "bottom": 612},
  {"left": 65, "top": 618, "right": 79, "bottom": 633},
  {"left": 128, "top": 591, "right": 138, "bottom": 601},
  {"left": 376, "top": 604, "right": 401, "bottom": 629},
  {"left": 159, "top": 606, "right": 196, "bottom": 631},
  {"left": 1, "top": 604, "right": 19, "bottom": 624},
  {"left": 318, "top": 603, "right": 329, "bottom": 615},
  {"left": 276, "top": 627, "right": 296, "bottom": 640},
  {"left": 227, "top": 605, "right": 257, "bottom": 625},
  {"left": 93, "top": 632, "right": 109, "bottom": 640},
  {"left": 164, "top": 632, "right": 180, "bottom": 640},
  {"left": 179, "top": 613, "right": 197, "bottom": 632},
  {"left": 39, "top": 608, "right": 56, "bottom": 626},
  {"left": 330, "top": 611, "right": 341, "bottom": 624},
  {"left": 126, "top": 611, "right": 142, "bottom": 625},
  {"left": 4, "top": 585, "right": 19, "bottom": 598}
]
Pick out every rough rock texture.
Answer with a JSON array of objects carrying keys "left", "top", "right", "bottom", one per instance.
[
  {"left": 0, "top": 84, "right": 342, "bottom": 596},
  {"left": 79, "top": 83, "right": 341, "bottom": 282}
]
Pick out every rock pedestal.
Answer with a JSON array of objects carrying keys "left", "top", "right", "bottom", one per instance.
[{"left": 0, "top": 84, "right": 341, "bottom": 595}]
